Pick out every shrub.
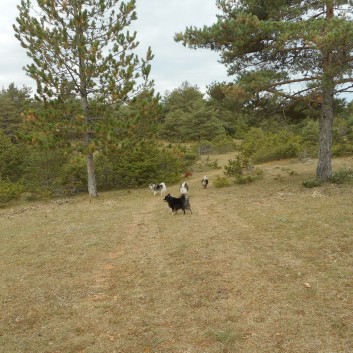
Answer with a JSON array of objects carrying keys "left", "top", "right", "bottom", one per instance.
[
  {"left": 224, "top": 156, "right": 244, "bottom": 177},
  {"left": 302, "top": 179, "right": 322, "bottom": 188},
  {"left": 241, "top": 128, "right": 303, "bottom": 163},
  {"left": 214, "top": 154, "right": 263, "bottom": 187},
  {"left": 0, "top": 132, "right": 26, "bottom": 182},
  {"left": 95, "top": 140, "right": 198, "bottom": 189},
  {"left": 234, "top": 167, "right": 264, "bottom": 184},
  {"left": 298, "top": 119, "right": 319, "bottom": 157},
  {"left": 213, "top": 175, "right": 233, "bottom": 188},
  {"left": 193, "top": 136, "right": 236, "bottom": 155},
  {"left": 22, "top": 147, "right": 73, "bottom": 197},
  {"left": 61, "top": 155, "right": 87, "bottom": 194},
  {"left": 0, "top": 179, "right": 23, "bottom": 207},
  {"left": 332, "top": 142, "right": 353, "bottom": 157},
  {"left": 192, "top": 156, "right": 221, "bottom": 173},
  {"left": 210, "top": 135, "right": 237, "bottom": 154},
  {"left": 330, "top": 168, "right": 353, "bottom": 184}
]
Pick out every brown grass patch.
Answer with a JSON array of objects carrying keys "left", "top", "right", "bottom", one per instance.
[{"left": 1, "top": 156, "right": 353, "bottom": 352}]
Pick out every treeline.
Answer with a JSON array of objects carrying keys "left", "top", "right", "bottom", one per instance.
[{"left": 1, "top": 81, "right": 353, "bottom": 205}]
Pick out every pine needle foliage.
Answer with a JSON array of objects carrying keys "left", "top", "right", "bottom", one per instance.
[
  {"left": 14, "top": 0, "right": 154, "bottom": 196},
  {"left": 175, "top": 0, "right": 353, "bottom": 181}
]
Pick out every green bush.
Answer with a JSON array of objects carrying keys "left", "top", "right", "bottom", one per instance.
[
  {"left": 213, "top": 175, "right": 233, "bottom": 188},
  {"left": 302, "top": 179, "right": 322, "bottom": 188},
  {"left": 224, "top": 156, "right": 244, "bottom": 177},
  {"left": 332, "top": 117, "right": 353, "bottom": 156},
  {"left": 95, "top": 140, "right": 198, "bottom": 189},
  {"left": 22, "top": 147, "right": 73, "bottom": 197},
  {"left": 0, "top": 132, "right": 26, "bottom": 182},
  {"left": 293, "top": 117, "right": 353, "bottom": 158},
  {"left": 330, "top": 168, "right": 353, "bottom": 184},
  {"left": 193, "top": 136, "right": 236, "bottom": 155},
  {"left": 214, "top": 154, "right": 263, "bottom": 187},
  {"left": 61, "top": 155, "right": 87, "bottom": 193},
  {"left": 332, "top": 142, "right": 353, "bottom": 157},
  {"left": 234, "top": 167, "right": 264, "bottom": 184},
  {"left": 294, "top": 119, "right": 319, "bottom": 158},
  {"left": 209, "top": 136, "right": 237, "bottom": 154},
  {"left": 0, "top": 179, "right": 23, "bottom": 207},
  {"left": 192, "top": 156, "right": 221, "bottom": 173},
  {"left": 241, "top": 128, "right": 302, "bottom": 163}
]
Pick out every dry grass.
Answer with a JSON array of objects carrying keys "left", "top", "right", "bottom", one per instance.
[{"left": 1, "top": 154, "right": 353, "bottom": 353}]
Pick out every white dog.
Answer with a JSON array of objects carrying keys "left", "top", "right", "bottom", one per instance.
[
  {"left": 149, "top": 182, "right": 167, "bottom": 196},
  {"left": 179, "top": 182, "right": 189, "bottom": 195},
  {"left": 201, "top": 176, "right": 208, "bottom": 189}
]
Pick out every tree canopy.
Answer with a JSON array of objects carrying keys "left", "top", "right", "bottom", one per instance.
[
  {"left": 175, "top": 0, "right": 353, "bottom": 180},
  {"left": 160, "top": 82, "right": 225, "bottom": 141},
  {"left": 14, "top": 0, "right": 154, "bottom": 196},
  {"left": 0, "top": 83, "right": 32, "bottom": 137}
]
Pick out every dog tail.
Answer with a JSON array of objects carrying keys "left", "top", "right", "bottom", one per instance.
[{"left": 181, "top": 194, "right": 192, "bottom": 214}]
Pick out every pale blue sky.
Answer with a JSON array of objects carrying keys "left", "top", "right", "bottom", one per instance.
[{"left": 0, "top": 0, "right": 229, "bottom": 96}]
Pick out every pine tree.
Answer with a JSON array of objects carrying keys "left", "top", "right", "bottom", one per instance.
[
  {"left": 0, "top": 83, "right": 32, "bottom": 137},
  {"left": 161, "top": 82, "right": 225, "bottom": 141},
  {"left": 175, "top": 0, "right": 353, "bottom": 181},
  {"left": 14, "top": 0, "right": 154, "bottom": 196}
]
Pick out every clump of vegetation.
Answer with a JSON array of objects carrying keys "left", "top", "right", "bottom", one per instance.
[
  {"left": 213, "top": 175, "right": 233, "bottom": 188},
  {"left": 332, "top": 117, "right": 353, "bottom": 157},
  {"left": 94, "top": 141, "right": 198, "bottom": 190},
  {"left": 302, "top": 179, "right": 322, "bottom": 188},
  {"left": 192, "top": 156, "right": 221, "bottom": 173},
  {"left": 240, "top": 128, "right": 302, "bottom": 163},
  {"left": 330, "top": 168, "right": 353, "bottom": 184},
  {"left": 302, "top": 167, "right": 353, "bottom": 188},
  {"left": 225, "top": 155, "right": 263, "bottom": 184},
  {"left": 0, "top": 179, "right": 23, "bottom": 207},
  {"left": 214, "top": 155, "right": 263, "bottom": 187},
  {"left": 194, "top": 136, "right": 236, "bottom": 155},
  {"left": 0, "top": 132, "right": 26, "bottom": 182}
]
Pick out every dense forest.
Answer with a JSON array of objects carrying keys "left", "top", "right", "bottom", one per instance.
[
  {"left": 1, "top": 0, "right": 353, "bottom": 205},
  {"left": 1, "top": 80, "right": 353, "bottom": 205}
]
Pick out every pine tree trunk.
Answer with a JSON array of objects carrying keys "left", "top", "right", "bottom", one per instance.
[
  {"left": 82, "top": 103, "right": 98, "bottom": 197},
  {"left": 82, "top": 95, "right": 98, "bottom": 197},
  {"left": 86, "top": 151, "right": 97, "bottom": 197},
  {"left": 75, "top": 5, "right": 98, "bottom": 197},
  {"left": 316, "top": 3, "right": 335, "bottom": 182},
  {"left": 316, "top": 85, "right": 334, "bottom": 181}
]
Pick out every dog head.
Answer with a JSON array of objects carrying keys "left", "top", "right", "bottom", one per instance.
[{"left": 163, "top": 193, "right": 171, "bottom": 202}]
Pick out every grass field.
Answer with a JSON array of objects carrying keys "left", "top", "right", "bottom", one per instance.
[{"left": 1, "top": 154, "right": 353, "bottom": 353}]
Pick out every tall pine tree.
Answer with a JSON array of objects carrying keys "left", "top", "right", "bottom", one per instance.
[
  {"left": 175, "top": 0, "right": 353, "bottom": 181},
  {"left": 14, "top": 0, "right": 154, "bottom": 196},
  {"left": 0, "top": 83, "right": 32, "bottom": 137}
]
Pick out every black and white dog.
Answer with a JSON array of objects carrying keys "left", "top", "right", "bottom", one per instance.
[
  {"left": 149, "top": 182, "right": 167, "bottom": 196},
  {"left": 179, "top": 182, "right": 189, "bottom": 195},
  {"left": 201, "top": 176, "right": 208, "bottom": 189},
  {"left": 163, "top": 193, "right": 192, "bottom": 215}
]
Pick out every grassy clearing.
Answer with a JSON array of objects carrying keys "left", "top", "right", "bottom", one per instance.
[{"left": 1, "top": 154, "right": 353, "bottom": 353}]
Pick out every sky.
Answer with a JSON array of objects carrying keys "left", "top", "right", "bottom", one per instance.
[{"left": 0, "top": 0, "right": 230, "bottom": 96}]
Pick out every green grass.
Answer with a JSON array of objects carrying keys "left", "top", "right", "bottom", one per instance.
[{"left": 1, "top": 155, "right": 353, "bottom": 353}]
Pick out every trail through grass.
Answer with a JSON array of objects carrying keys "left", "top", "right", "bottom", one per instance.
[{"left": 1, "top": 155, "right": 353, "bottom": 352}]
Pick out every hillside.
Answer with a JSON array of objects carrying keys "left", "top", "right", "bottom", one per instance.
[{"left": 1, "top": 154, "right": 353, "bottom": 353}]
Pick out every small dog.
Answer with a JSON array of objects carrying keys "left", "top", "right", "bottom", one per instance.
[
  {"left": 201, "top": 176, "right": 208, "bottom": 189},
  {"left": 163, "top": 193, "right": 192, "bottom": 215},
  {"left": 179, "top": 181, "right": 189, "bottom": 195},
  {"left": 149, "top": 182, "right": 167, "bottom": 196}
]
